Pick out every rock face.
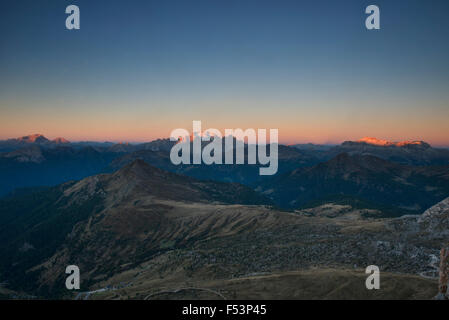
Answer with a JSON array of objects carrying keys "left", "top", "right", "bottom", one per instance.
[
  {"left": 386, "top": 197, "right": 449, "bottom": 299},
  {"left": 419, "top": 197, "right": 449, "bottom": 300},
  {"left": 438, "top": 246, "right": 449, "bottom": 299},
  {"left": 418, "top": 197, "right": 449, "bottom": 238}
]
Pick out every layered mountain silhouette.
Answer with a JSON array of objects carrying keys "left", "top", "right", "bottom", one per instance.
[
  {"left": 109, "top": 140, "right": 321, "bottom": 187},
  {"left": 0, "top": 145, "right": 119, "bottom": 196},
  {"left": 261, "top": 153, "right": 449, "bottom": 214},
  {"left": 1, "top": 135, "right": 449, "bottom": 299},
  {"left": 1, "top": 134, "right": 449, "bottom": 206},
  {"left": 321, "top": 137, "right": 449, "bottom": 166},
  {"left": 0, "top": 136, "right": 321, "bottom": 195}
]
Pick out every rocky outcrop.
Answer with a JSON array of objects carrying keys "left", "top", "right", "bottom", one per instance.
[
  {"left": 332, "top": 138, "right": 449, "bottom": 166},
  {"left": 386, "top": 197, "right": 449, "bottom": 299},
  {"left": 418, "top": 197, "right": 449, "bottom": 238},
  {"left": 390, "top": 197, "right": 449, "bottom": 240}
]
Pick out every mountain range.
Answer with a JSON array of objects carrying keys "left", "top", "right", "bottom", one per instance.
[
  {"left": 1, "top": 134, "right": 449, "bottom": 214},
  {"left": 261, "top": 153, "right": 449, "bottom": 214},
  {"left": 320, "top": 137, "right": 449, "bottom": 166},
  {"left": 0, "top": 145, "right": 119, "bottom": 196},
  {"left": 0, "top": 158, "right": 447, "bottom": 299}
]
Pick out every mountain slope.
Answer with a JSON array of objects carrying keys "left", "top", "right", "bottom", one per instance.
[
  {"left": 0, "top": 160, "right": 271, "bottom": 296},
  {"left": 0, "top": 146, "right": 122, "bottom": 196},
  {"left": 418, "top": 196, "right": 449, "bottom": 232},
  {"left": 109, "top": 144, "right": 322, "bottom": 185},
  {"left": 261, "top": 153, "right": 449, "bottom": 213},
  {"left": 1, "top": 159, "right": 447, "bottom": 299},
  {"left": 326, "top": 138, "right": 449, "bottom": 166},
  {"left": 67, "top": 159, "right": 271, "bottom": 206},
  {"left": 0, "top": 134, "right": 65, "bottom": 152}
]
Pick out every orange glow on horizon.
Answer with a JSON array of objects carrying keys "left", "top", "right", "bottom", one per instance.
[
  {"left": 1, "top": 101, "right": 449, "bottom": 147},
  {"left": 1, "top": 130, "right": 448, "bottom": 148}
]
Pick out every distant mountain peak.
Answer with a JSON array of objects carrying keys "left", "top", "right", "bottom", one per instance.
[
  {"left": 64, "top": 158, "right": 270, "bottom": 207},
  {"left": 118, "top": 158, "right": 153, "bottom": 173},
  {"left": 6, "top": 134, "right": 71, "bottom": 145},
  {"left": 52, "top": 137, "right": 70, "bottom": 144},
  {"left": 357, "top": 137, "right": 393, "bottom": 146},
  {"left": 343, "top": 137, "right": 431, "bottom": 149},
  {"left": 17, "top": 134, "right": 49, "bottom": 144}
]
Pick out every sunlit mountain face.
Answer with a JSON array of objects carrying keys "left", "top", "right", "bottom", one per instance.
[
  {"left": 1, "top": 1, "right": 449, "bottom": 146},
  {"left": 355, "top": 137, "right": 430, "bottom": 148}
]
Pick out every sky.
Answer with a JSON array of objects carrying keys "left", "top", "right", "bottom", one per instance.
[{"left": 0, "top": 0, "right": 448, "bottom": 145}]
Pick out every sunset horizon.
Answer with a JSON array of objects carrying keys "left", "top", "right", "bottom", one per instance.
[
  {"left": 2, "top": 0, "right": 449, "bottom": 148},
  {"left": 1, "top": 131, "right": 449, "bottom": 148}
]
